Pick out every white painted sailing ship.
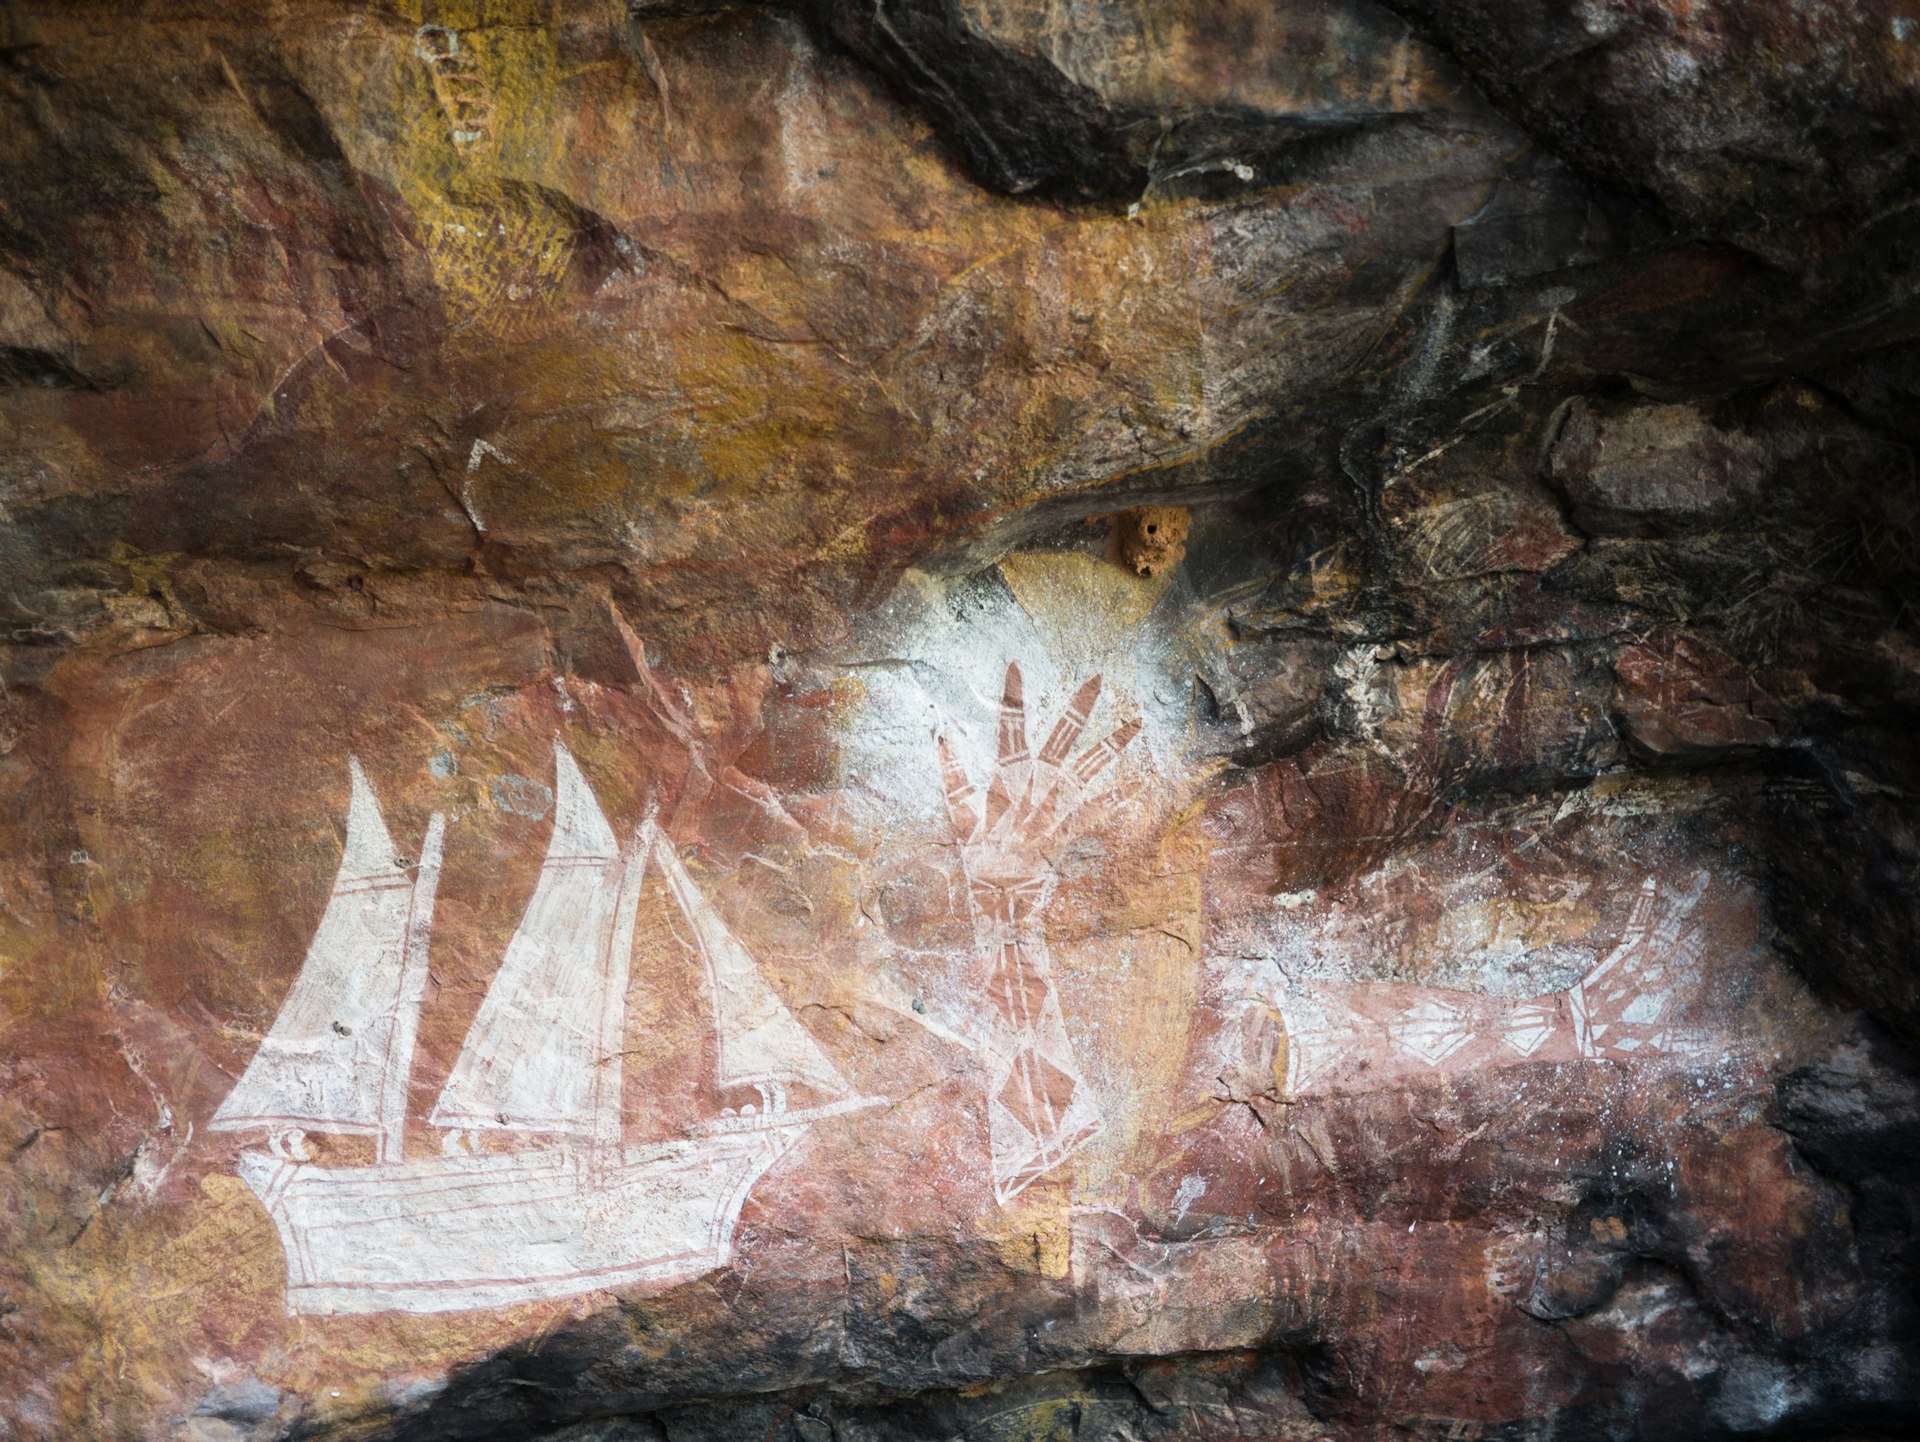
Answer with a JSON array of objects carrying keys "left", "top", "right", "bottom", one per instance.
[{"left": 211, "top": 744, "right": 882, "bottom": 1316}]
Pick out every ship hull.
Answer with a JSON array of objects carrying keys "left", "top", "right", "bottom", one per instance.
[{"left": 237, "top": 1129, "right": 803, "bottom": 1315}]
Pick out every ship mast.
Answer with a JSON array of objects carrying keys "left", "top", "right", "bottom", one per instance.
[
  {"left": 378, "top": 812, "right": 445, "bottom": 1164},
  {"left": 589, "top": 824, "right": 650, "bottom": 1172}
]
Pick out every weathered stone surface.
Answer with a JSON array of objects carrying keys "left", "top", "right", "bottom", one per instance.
[
  {"left": 1, "top": 3, "right": 1918, "bottom": 1441},
  {"left": 785, "top": 0, "right": 1485, "bottom": 202},
  {"left": 1377, "top": 0, "right": 1920, "bottom": 239},
  {"left": 1612, "top": 630, "right": 1782, "bottom": 760},
  {"left": 1547, "top": 398, "right": 1768, "bottom": 536}
]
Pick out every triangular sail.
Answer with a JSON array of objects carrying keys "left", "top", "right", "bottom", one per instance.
[
  {"left": 429, "top": 743, "right": 628, "bottom": 1137},
  {"left": 212, "top": 759, "right": 437, "bottom": 1138},
  {"left": 648, "top": 830, "right": 850, "bottom": 1101}
]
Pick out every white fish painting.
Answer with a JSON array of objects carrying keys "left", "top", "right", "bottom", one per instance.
[{"left": 1274, "top": 873, "right": 1719, "bottom": 1097}]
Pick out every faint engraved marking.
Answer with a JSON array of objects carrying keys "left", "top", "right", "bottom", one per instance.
[
  {"left": 1171, "top": 1174, "right": 1207, "bottom": 1222},
  {"left": 406, "top": 23, "right": 581, "bottom": 337},
  {"left": 421, "top": 195, "right": 579, "bottom": 337},
  {"left": 458, "top": 438, "right": 510, "bottom": 533},
  {"left": 1411, "top": 493, "right": 1511, "bottom": 580},
  {"left": 1483, "top": 1232, "right": 1543, "bottom": 1301},
  {"left": 415, "top": 25, "right": 497, "bottom": 153}
]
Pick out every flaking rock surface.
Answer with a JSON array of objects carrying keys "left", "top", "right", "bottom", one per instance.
[{"left": 2, "top": 3, "right": 1918, "bottom": 1440}]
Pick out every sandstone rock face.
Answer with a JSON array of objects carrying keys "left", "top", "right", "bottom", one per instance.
[{"left": 2, "top": 4, "right": 1917, "bottom": 1441}]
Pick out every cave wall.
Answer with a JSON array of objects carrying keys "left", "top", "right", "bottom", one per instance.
[{"left": 2, "top": 3, "right": 1919, "bottom": 1440}]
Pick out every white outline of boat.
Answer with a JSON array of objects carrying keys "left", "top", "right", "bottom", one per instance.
[{"left": 211, "top": 742, "right": 883, "bottom": 1316}]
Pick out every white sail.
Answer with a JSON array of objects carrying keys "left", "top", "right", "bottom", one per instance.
[
  {"left": 429, "top": 743, "right": 628, "bottom": 1137},
  {"left": 212, "top": 759, "right": 437, "bottom": 1138},
  {"left": 648, "top": 830, "right": 849, "bottom": 1100}
]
